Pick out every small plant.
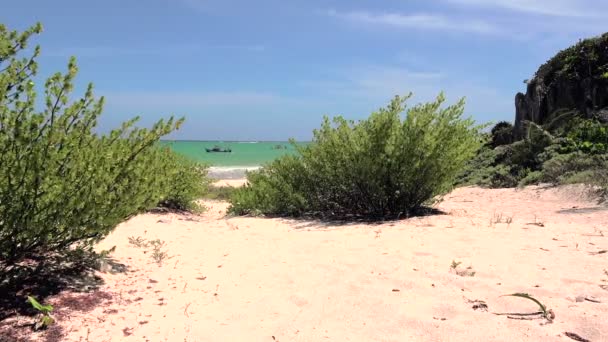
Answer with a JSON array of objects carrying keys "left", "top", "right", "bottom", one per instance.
[
  {"left": 501, "top": 293, "right": 554, "bottom": 322},
  {"left": 128, "top": 236, "right": 149, "bottom": 248},
  {"left": 490, "top": 212, "right": 513, "bottom": 226},
  {"left": 149, "top": 239, "right": 164, "bottom": 249},
  {"left": 128, "top": 237, "right": 170, "bottom": 265},
  {"left": 450, "top": 260, "right": 476, "bottom": 277},
  {"left": 27, "top": 296, "right": 54, "bottom": 330},
  {"left": 149, "top": 239, "right": 169, "bottom": 266}
]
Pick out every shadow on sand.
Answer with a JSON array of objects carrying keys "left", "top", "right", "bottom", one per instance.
[
  {"left": 0, "top": 252, "right": 126, "bottom": 321},
  {"left": 274, "top": 207, "right": 447, "bottom": 231}
]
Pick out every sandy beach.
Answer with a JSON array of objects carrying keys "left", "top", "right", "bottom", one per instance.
[
  {"left": 3, "top": 183, "right": 607, "bottom": 341},
  {"left": 3, "top": 9, "right": 608, "bottom": 342}
]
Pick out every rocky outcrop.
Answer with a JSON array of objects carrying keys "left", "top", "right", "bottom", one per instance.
[{"left": 514, "top": 33, "right": 608, "bottom": 138}]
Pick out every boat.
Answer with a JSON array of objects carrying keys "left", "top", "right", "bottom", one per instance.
[{"left": 205, "top": 145, "right": 232, "bottom": 153}]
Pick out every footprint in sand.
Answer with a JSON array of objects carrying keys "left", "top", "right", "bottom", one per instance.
[{"left": 290, "top": 295, "right": 309, "bottom": 307}]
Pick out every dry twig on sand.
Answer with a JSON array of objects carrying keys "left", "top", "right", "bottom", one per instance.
[{"left": 564, "top": 332, "right": 590, "bottom": 342}]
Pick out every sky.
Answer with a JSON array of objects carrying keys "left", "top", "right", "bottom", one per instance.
[{"left": 3, "top": 0, "right": 607, "bottom": 141}]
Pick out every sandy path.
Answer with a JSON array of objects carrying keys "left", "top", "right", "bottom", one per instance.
[
  {"left": 13, "top": 186, "right": 608, "bottom": 341},
  {"left": 213, "top": 179, "right": 247, "bottom": 188}
]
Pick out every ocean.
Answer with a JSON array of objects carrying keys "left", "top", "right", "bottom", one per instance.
[{"left": 161, "top": 140, "right": 304, "bottom": 179}]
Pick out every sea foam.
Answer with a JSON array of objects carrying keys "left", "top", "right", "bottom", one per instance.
[{"left": 208, "top": 166, "right": 261, "bottom": 179}]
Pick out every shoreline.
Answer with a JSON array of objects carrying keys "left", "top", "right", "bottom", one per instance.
[{"left": 207, "top": 166, "right": 260, "bottom": 180}]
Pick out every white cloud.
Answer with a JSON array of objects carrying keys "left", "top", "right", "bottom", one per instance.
[
  {"left": 326, "top": 9, "right": 499, "bottom": 34},
  {"left": 446, "top": 0, "right": 605, "bottom": 17}
]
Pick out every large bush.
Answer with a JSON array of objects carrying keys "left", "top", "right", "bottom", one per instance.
[
  {"left": 0, "top": 23, "right": 206, "bottom": 266},
  {"left": 230, "top": 93, "right": 484, "bottom": 219}
]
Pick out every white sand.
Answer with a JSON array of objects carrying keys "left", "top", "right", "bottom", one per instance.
[
  {"left": 213, "top": 179, "right": 247, "bottom": 188},
  {"left": 5, "top": 185, "right": 608, "bottom": 341}
]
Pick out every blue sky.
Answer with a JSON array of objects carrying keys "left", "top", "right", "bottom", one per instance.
[{"left": 4, "top": 0, "right": 607, "bottom": 140}]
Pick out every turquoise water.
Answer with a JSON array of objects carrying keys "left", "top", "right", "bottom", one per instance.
[{"left": 162, "top": 140, "right": 304, "bottom": 167}]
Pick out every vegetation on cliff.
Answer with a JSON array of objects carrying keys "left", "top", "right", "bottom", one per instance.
[
  {"left": 458, "top": 112, "right": 607, "bottom": 201},
  {"left": 536, "top": 32, "right": 608, "bottom": 84},
  {"left": 460, "top": 33, "right": 608, "bottom": 199},
  {"left": 514, "top": 33, "right": 608, "bottom": 138}
]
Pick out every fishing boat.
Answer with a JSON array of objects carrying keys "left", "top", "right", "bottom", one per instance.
[{"left": 205, "top": 145, "right": 232, "bottom": 153}]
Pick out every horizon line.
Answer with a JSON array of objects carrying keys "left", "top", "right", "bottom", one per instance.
[{"left": 160, "top": 139, "right": 312, "bottom": 143}]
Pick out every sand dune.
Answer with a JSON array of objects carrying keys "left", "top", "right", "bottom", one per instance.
[{"left": 6, "top": 185, "right": 608, "bottom": 341}]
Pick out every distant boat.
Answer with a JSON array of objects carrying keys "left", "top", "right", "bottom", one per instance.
[
  {"left": 271, "top": 144, "right": 288, "bottom": 150},
  {"left": 205, "top": 145, "right": 232, "bottom": 153}
]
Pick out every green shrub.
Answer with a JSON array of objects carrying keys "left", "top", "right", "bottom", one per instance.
[
  {"left": 595, "top": 169, "right": 608, "bottom": 202},
  {"left": 486, "top": 164, "right": 524, "bottom": 188},
  {"left": 500, "top": 126, "right": 552, "bottom": 170},
  {"left": 230, "top": 93, "right": 484, "bottom": 219},
  {"left": 0, "top": 23, "right": 206, "bottom": 266},
  {"left": 230, "top": 155, "right": 308, "bottom": 216},
  {"left": 156, "top": 150, "right": 209, "bottom": 212},
  {"left": 560, "top": 119, "right": 608, "bottom": 154},
  {"left": 454, "top": 108, "right": 608, "bottom": 190},
  {"left": 458, "top": 120, "right": 557, "bottom": 188},
  {"left": 518, "top": 170, "right": 543, "bottom": 187},
  {"left": 454, "top": 146, "right": 499, "bottom": 187},
  {"left": 540, "top": 152, "right": 604, "bottom": 184}
]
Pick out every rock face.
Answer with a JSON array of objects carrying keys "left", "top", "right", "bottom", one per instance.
[{"left": 514, "top": 33, "right": 608, "bottom": 138}]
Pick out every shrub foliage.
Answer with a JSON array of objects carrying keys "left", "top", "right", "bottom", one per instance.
[
  {"left": 230, "top": 93, "right": 484, "bottom": 219},
  {"left": 457, "top": 111, "right": 608, "bottom": 195},
  {"left": 0, "top": 23, "right": 206, "bottom": 266}
]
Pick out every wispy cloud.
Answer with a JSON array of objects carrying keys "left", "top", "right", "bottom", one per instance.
[
  {"left": 298, "top": 64, "right": 513, "bottom": 121},
  {"left": 102, "top": 90, "right": 283, "bottom": 108},
  {"left": 325, "top": 9, "right": 499, "bottom": 35},
  {"left": 299, "top": 65, "right": 444, "bottom": 101},
  {"left": 445, "top": 0, "right": 604, "bottom": 18}
]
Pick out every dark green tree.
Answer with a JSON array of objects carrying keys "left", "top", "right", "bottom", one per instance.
[{"left": 490, "top": 121, "right": 514, "bottom": 147}]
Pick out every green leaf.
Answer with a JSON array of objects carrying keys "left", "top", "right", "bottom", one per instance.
[
  {"left": 501, "top": 293, "right": 547, "bottom": 317},
  {"left": 27, "top": 296, "right": 53, "bottom": 313}
]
